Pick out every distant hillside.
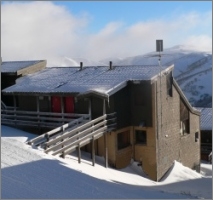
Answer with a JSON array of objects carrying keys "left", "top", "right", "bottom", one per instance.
[
  {"left": 59, "top": 45, "right": 212, "bottom": 107},
  {"left": 103, "top": 45, "right": 212, "bottom": 107}
]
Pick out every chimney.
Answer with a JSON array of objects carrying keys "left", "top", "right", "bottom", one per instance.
[
  {"left": 80, "top": 62, "right": 83, "bottom": 70},
  {"left": 109, "top": 61, "right": 113, "bottom": 70}
]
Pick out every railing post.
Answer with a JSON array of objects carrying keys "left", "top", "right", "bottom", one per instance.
[
  {"left": 78, "top": 145, "right": 81, "bottom": 164},
  {"left": 61, "top": 96, "right": 64, "bottom": 124}
]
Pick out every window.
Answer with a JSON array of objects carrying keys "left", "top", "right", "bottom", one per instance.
[
  {"left": 166, "top": 72, "right": 173, "bottom": 97},
  {"left": 181, "top": 119, "right": 190, "bottom": 135},
  {"left": 135, "top": 130, "right": 147, "bottom": 145},
  {"left": 195, "top": 132, "right": 199, "bottom": 142},
  {"left": 180, "top": 99, "right": 190, "bottom": 135},
  {"left": 117, "top": 131, "right": 130, "bottom": 150}
]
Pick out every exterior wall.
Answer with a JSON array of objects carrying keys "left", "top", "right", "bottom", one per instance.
[
  {"left": 155, "top": 73, "right": 200, "bottom": 181},
  {"left": 2, "top": 75, "right": 20, "bottom": 106},
  {"left": 18, "top": 95, "right": 37, "bottom": 111},
  {"left": 130, "top": 82, "right": 153, "bottom": 127},
  {"left": 133, "top": 126, "right": 157, "bottom": 180},
  {"left": 114, "top": 127, "right": 134, "bottom": 169},
  {"left": 39, "top": 96, "right": 51, "bottom": 112},
  {"left": 179, "top": 112, "right": 200, "bottom": 170}
]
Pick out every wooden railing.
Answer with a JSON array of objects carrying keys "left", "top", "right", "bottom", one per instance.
[
  {"left": 1, "top": 108, "right": 89, "bottom": 129},
  {"left": 34, "top": 113, "right": 116, "bottom": 158},
  {"left": 27, "top": 114, "right": 90, "bottom": 146}
]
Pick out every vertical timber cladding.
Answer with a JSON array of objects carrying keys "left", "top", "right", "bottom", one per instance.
[
  {"left": 18, "top": 95, "right": 37, "bottom": 111},
  {"left": 113, "top": 85, "right": 131, "bottom": 129},
  {"left": 130, "top": 81, "right": 153, "bottom": 127}
]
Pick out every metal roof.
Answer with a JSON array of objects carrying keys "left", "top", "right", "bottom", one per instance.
[
  {"left": 195, "top": 107, "right": 212, "bottom": 130},
  {"left": 2, "top": 64, "right": 173, "bottom": 97},
  {"left": 1, "top": 60, "right": 45, "bottom": 73}
]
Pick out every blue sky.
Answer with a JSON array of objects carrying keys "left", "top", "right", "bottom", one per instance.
[
  {"left": 54, "top": 1, "right": 212, "bottom": 33},
  {"left": 1, "top": 1, "right": 212, "bottom": 64}
]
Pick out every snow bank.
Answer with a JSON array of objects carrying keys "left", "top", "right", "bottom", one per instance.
[
  {"left": 1, "top": 125, "right": 212, "bottom": 199},
  {"left": 161, "top": 160, "right": 202, "bottom": 183}
]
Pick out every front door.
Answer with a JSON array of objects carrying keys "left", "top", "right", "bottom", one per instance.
[
  {"left": 51, "top": 96, "right": 61, "bottom": 113},
  {"left": 64, "top": 96, "right": 74, "bottom": 113}
]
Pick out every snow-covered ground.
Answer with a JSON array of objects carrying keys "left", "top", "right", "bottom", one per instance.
[{"left": 1, "top": 125, "right": 212, "bottom": 199}]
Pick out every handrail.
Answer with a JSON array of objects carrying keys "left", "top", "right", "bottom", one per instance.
[
  {"left": 27, "top": 114, "right": 90, "bottom": 146},
  {"left": 2, "top": 109, "right": 87, "bottom": 117},
  {"left": 43, "top": 112, "right": 116, "bottom": 157},
  {"left": 45, "top": 120, "right": 107, "bottom": 153},
  {"left": 45, "top": 114, "right": 108, "bottom": 148},
  {"left": 1, "top": 106, "right": 90, "bottom": 130}
]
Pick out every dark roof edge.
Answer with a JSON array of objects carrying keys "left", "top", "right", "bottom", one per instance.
[{"left": 173, "top": 79, "right": 200, "bottom": 116}]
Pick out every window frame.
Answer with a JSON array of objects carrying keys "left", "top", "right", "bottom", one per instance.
[
  {"left": 117, "top": 130, "right": 131, "bottom": 150},
  {"left": 135, "top": 130, "right": 147, "bottom": 145}
]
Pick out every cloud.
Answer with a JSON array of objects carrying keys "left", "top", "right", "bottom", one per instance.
[{"left": 1, "top": 2, "right": 212, "bottom": 66}]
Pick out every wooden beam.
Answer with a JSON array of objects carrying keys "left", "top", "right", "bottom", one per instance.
[
  {"left": 88, "top": 98, "right": 91, "bottom": 120},
  {"left": 78, "top": 145, "right": 81, "bottom": 164},
  {"left": 92, "top": 136, "right": 95, "bottom": 166},
  {"left": 104, "top": 133, "right": 108, "bottom": 168}
]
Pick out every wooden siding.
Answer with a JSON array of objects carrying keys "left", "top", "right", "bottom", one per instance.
[
  {"left": 133, "top": 126, "right": 157, "bottom": 180},
  {"left": 130, "top": 82, "right": 153, "bottom": 127}
]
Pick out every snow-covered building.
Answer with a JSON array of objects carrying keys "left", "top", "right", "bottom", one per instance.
[
  {"left": 195, "top": 107, "right": 212, "bottom": 161},
  {"left": 1, "top": 60, "right": 46, "bottom": 105},
  {"left": 2, "top": 62, "right": 201, "bottom": 181}
]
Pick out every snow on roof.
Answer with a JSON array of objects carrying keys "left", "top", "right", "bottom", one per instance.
[
  {"left": 3, "top": 64, "right": 173, "bottom": 97},
  {"left": 1, "top": 60, "right": 44, "bottom": 73},
  {"left": 195, "top": 107, "right": 212, "bottom": 130}
]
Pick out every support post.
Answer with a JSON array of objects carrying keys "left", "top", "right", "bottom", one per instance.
[
  {"left": 61, "top": 96, "right": 64, "bottom": 124},
  {"left": 104, "top": 133, "right": 108, "bottom": 168},
  {"left": 78, "top": 145, "right": 81, "bottom": 164},
  {"left": 92, "top": 136, "right": 95, "bottom": 166},
  {"left": 88, "top": 98, "right": 91, "bottom": 120},
  {"left": 13, "top": 95, "right": 17, "bottom": 125},
  {"left": 103, "top": 99, "right": 108, "bottom": 168},
  {"left": 36, "top": 96, "right": 40, "bottom": 131},
  {"left": 103, "top": 99, "right": 106, "bottom": 115}
]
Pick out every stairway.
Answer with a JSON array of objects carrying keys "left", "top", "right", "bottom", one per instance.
[{"left": 28, "top": 113, "right": 116, "bottom": 158}]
